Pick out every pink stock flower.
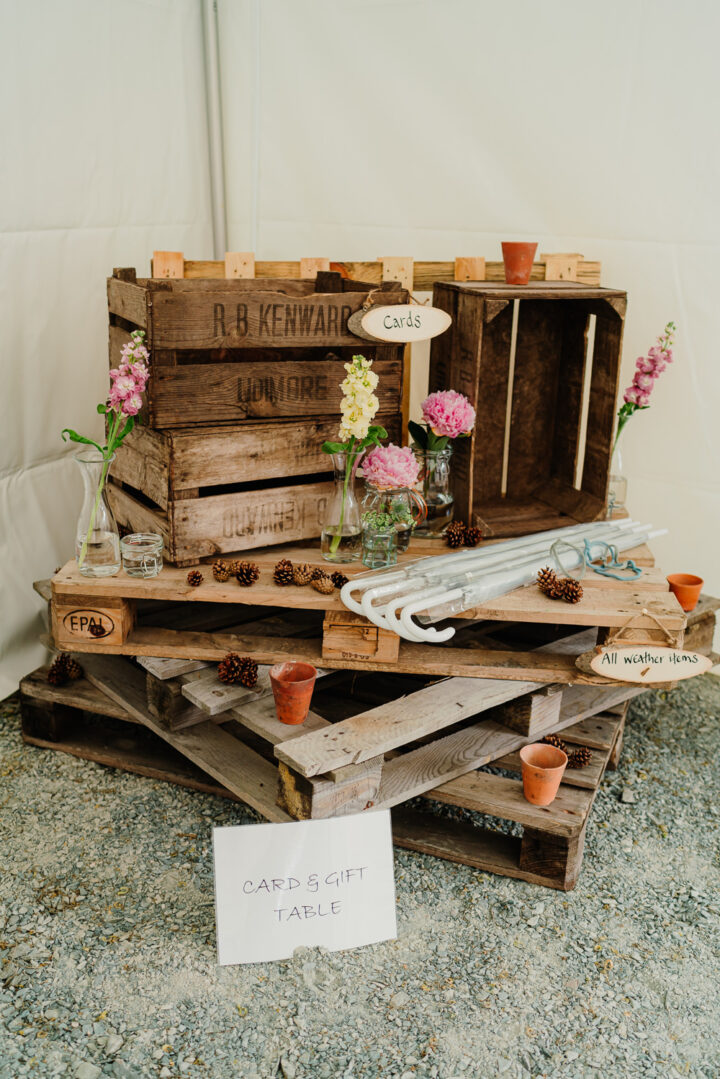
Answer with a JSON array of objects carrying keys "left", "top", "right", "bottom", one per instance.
[
  {"left": 112, "top": 374, "right": 137, "bottom": 399},
  {"left": 624, "top": 387, "right": 639, "bottom": 404},
  {"left": 635, "top": 373, "right": 654, "bottom": 390},
  {"left": 421, "top": 390, "right": 476, "bottom": 439},
  {"left": 121, "top": 393, "right": 143, "bottom": 416},
  {"left": 363, "top": 444, "right": 420, "bottom": 489}
]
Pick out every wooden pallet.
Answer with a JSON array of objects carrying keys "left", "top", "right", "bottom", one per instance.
[
  {"left": 393, "top": 706, "right": 628, "bottom": 890},
  {"left": 47, "top": 540, "right": 688, "bottom": 683}
]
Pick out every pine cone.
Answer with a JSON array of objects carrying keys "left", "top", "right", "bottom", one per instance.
[
  {"left": 568, "top": 746, "right": 592, "bottom": 769},
  {"left": 292, "top": 563, "right": 313, "bottom": 586},
  {"left": 235, "top": 561, "right": 259, "bottom": 587},
  {"left": 218, "top": 652, "right": 245, "bottom": 684},
  {"left": 331, "top": 571, "right": 349, "bottom": 589},
  {"left": 238, "top": 657, "right": 258, "bottom": 689},
  {"left": 537, "top": 566, "right": 558, "bottom": 597},
  {"left": 558, "top": 577, "right": 584, "bottom": 604},
  {"left": 212, "top": 559, "right": 231, "bottom": 582},
  {"left": 273, "top": 559, "right": 294, "bottom": 586},
  {"left": 47, "top": 661, "right": 68, "bottom": 686},
  {"left": 464, "top": 525, "right": 482, "bottom": 548},
  {"left": 445, "top": 521, "right": 466, "bottom": 548},
  {"left": 310, "top": 567, "right": 326, "bottom": 581},
  {"left": 186, "top": 569, "right": 203, "bottom": 587},
  {"left": 311, "top": 573, "right": 335, "bottom": 595},
  {"left": 542, "top": 733, "right": 568, "bottom": 755},
  {"left": 65, "top": 657, "right": 83, "bottom": 681}
]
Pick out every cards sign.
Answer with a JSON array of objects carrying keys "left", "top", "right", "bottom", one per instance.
[{"left": 350, "top": 303, "right": 451, "bottom": 343}]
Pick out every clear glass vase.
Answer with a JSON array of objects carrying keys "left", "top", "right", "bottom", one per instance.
[
  {"left": 413, "top": 447, "right": 454, "bottom": 536},
  {"left": 606, "top": 444, "right": 627, "bottom": 519},
  {"left": 320, "top": 451, "right": 363, "bottom": 563},
  {"left": 74, "top": 450, "right": 121, "bottom": 577},
  {"left": 362, "top": 525, "right": 398, "bottom": 569},
  {"left": 361, "top": 483, "right": 426, "bottom": 553}
]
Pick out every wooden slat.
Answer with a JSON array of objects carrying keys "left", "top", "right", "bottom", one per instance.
[
  {"left": 224, "top": 252, "right": 255, "bottom": 278},
  {"left": 274, "top": 676, "right": 543, "bottom": 778},
  {"left": 454, "top": 257, "right": 486, "bottom": 281},
  {"left": 79, "top": 654, "right": 291, "bottom": 822},
  {"left": 20, "top": 669, "right": 133, "bottom": 722},
  {"left": 107, "top": 278, "right": 147, "bottom": 328},
  {"left": 137, "top": 656, "right": 208, "bottom": 679},
  {"left": 232, "top": 696, "right": 329, "bottom": 745}
]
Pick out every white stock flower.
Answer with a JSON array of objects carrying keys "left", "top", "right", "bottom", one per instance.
[{"left": 336, "top": 355, "right": 379, "bottom": 444}]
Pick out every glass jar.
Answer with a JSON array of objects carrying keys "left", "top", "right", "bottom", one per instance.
[
  {"left": 361, "top": 483, "right": 426, "bottom": 553},
  {"left": 74, "top": 450, "right": 121, "bottom": 577},
  {"left": 320, "top": 451, "right": 363, "bottom": 563},
  {"left": 413, "top": 446, "right": 454, "bottom": 536},
  {"left": 606, "top": 445, "right": 627, "bottom": 519},
  {"left": 120, "top": 532, "right": 164, "bottom": 578},
  {"left": 362, "top": 524, "right": 398, "bottom": 569}
]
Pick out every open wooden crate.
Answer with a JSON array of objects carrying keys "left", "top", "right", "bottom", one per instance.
[{"left": 429, "top": 281, "right": 627, "bottom": 537}]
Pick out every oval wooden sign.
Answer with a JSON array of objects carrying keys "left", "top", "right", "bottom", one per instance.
[
  {"left": 589, "top": 646, "right": 712, "bottom": 684},
  {"left": 348, "top": 304, "right": 451, "bottom": 344}
]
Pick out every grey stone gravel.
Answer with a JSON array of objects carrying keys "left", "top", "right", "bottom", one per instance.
[{"left": 1, "top": 676, "right": 720, "bottom": 1077}]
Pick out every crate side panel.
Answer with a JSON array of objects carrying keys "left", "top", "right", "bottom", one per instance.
[
  {"left": 582, "top": 311, "right": 624, "bottom": 501},
  {"left": 550, "top": 306, "right": 591, "bottom": 488},
  {"left": 473, "top": 299, "right": 513, "bottom": 505},
  {"left": 109, "top": 427, "right": 171, "bottom": 510}
]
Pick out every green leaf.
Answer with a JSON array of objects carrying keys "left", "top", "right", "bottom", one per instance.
[
  {"left": 368, "top": 424, "right": 388, "bottom": 440},
  {"left": 322, "top": 440, "right": 347, "bottom": 454},
  {"left": 96, "top": 403, "right": 107, "bottom": 414},
  {"left": 61, "top": 429, "right": 105, "bottom": 454},
  {"left": 112, "top": 416, "right": 136, "bottom": 447},
  {"left": 407, "top": 420, "right": 428, "bottom": 450}
]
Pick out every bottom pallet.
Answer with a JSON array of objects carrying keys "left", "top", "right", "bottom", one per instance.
[{"left": 20, "top": 668, "right": 626, "bottom": 889}]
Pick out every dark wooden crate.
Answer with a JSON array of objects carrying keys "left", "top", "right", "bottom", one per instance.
[
  {"left": 429, "top": 281, "right": 627, "bottom": 537},
  {"left": 108, "top": 270, "right": 407, "bottom": 429},
  {"left": 107, "top": 414, "right": 402, "bottom": 563}
]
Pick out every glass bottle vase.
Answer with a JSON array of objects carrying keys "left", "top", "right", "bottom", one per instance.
[
  {"left": 74, "top": 450, "right": 121, "bottom": 577},
  {"left": 320, "top": 451, "right": 363, "bottom": 563},
  {"left": 606, "top": 444, "right": 627, "bottom": 519},
  {"left": 361, "top": 483, "right": 426, "bottom": 553},
  {"left": 362, "top": 525, "right": 398, "bottom": 569},
  {"left": 413, "top": 446, "right": 454, "bottom": 536}
]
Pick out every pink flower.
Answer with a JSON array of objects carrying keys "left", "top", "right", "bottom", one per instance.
[
  {"left": 634, "top": 373, "right": 654, "bottom": 390},
  {"left": 121, "top": 393, "right": 143, "bottom": 416},
  {"left": 363, "top": 444, "right": 420, "bottom": 489},
  {"left": 636, "top": 357, "right": 654, "bottom": 374},
  {"left": 112, "top": 374, "right": 136, "bottom": 399},
  {"left": 624, "top": 387, "right": 640, "bottom": 404},
  {"left": 636, "top": 390, "right": 651, "bottom": 407},
  {"left": 421, "top": 390, "right": 476, "bottom": 439},
  {"left": 108, "top": 387, "right": 125, "bottom": 410}
]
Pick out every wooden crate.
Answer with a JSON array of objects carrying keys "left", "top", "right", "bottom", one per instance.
[
  {"left": 429, "top": 281, "right": 627, "bottom": 537},
  {"left": 108, "top": 269, "right": 407, "bottom": 429},
  {"left": 47, "top": 541, "right": 689, "bottom": 682},
  {"left": 107, "top": 414, "right": 402, "bottom": 564}
]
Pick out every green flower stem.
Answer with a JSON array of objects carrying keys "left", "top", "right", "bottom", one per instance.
[
  {"left": 329, "top": 437, "right": 355, "bottom": 555},
  {"left": 77, "top": 411, "right": 122, "bottom": 568}
]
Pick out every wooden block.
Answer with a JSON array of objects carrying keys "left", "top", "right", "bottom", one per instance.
[
  {"left": 519, "top": 823, "right": 586, "bottom": 890},
  {"left": 541, "top": 253, "right": 582, "bottom": 282},
  {"left": 321, "top": 611, "right": 400, "bottom": 663},
  {"left": 380, "top": 257, "right": 414, "bottom": 290},
  {"left": 277, "top": 759, "right": 382, "bottom": 820},
  {"left": 52, "top": 598, "right": 135, "bottom": 648},
  {"left": 152, "top": 251, "right": 184, "bottom": 279},
  {"left": 454, "top": 257, "right": 486, "bottom": 281},
  {"left": 491, "top": 685, "right": 562, "bottom": 736},
  {"left": 607, "top": 711, "right": 627, "bottom": 770},
  {"left": 224, "top": 252, "right": 255, "bottom": 278},
  {"left": 299, "top": 258, "right": 331, "bottom": 279}
]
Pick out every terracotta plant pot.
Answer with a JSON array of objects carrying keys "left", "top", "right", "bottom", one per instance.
[
  {"left": 501, "top": 242, "right": 538, "bottom": 285},
  {"left": 270, "top": 661, "right": 318, "bottom": 725},
  {"left": 519, "top": 743, "right": 567, "bottom": 806},
  {"left": 667, "top": 573, "right": 704, "bottom": 612}
]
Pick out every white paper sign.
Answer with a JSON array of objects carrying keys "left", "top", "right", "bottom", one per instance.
[
  {"left": 212, "top": 812, "right": 397, "bottom": 965},
  {"left": 590, "top": 646, "right": 712, "bottom": 684},
  {"left": 349, "top": 303, "right": 452, "bottom": 343}
]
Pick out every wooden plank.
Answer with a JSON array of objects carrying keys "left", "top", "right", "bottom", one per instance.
[
  {"left": 559, "top": 684, "right": 644, "bottom": 728},
  {"left": 79, "top": 654, "right": 291, "bottom": 822},
  {"left": 429, "top": 770, "right": 592, "bottom": 838},
  {"left": 33, "top": 579, "right": 53, "bottom": 602},
  {"left": 107, "top": 278, "right": 147, "bottom": 328},
  {"left": 277, "top": 759, "right": 382, "bottom": 820},
  {"left": 20, "top": 669, "right": 133, "bottom": 722},
  {"left": 470, "top": 297, "right": 513, "bottom": 507},
  {"left": 108, "top": 424, "right": 171, "bottom": 509},
  {"left": 454, "top": 257, "right": 486, "bottom": 281},
  {"left": 559, "top": 711, "right": 628, "bottom": 751},
  {"left": 274, "top": 676, "right": 543, "bottom": 778},
  {"left": 106, "top": 483, "right": 170, "bottom": 546},
  {"left": 232, "top": 697, "right": 329, "bottom": 745},
  {"left": 225, "top": 252, "right": 255, "bottom": 278},
  {"left": 149, "top": 359, "right": 402, "bottom": 426},
  {"left": 149, "top": 288, "right": 388, "bottom": 349},
  {"left": 137, "top": 656, "right": 208, "bottom": 679},
  {"left": 152, "top": 251, "right": 185, "bottom": 279},
  {"left": 549, "top": 307, "right": 589, "bottom": 489},
  {"left": 181, "top": 664, "right": 273, "bottom": 716},
  {"left": 582, "top": 309, "right": 625, "bottom": 501}
]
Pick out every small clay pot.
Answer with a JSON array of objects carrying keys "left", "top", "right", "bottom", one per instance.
[
  {"left": 270, "top": 661, "right": 317, "bottom": 725},
  {"left": 519, "top": 743, "right": 568, "bottom": 806},
  {"left": 501, "top": 242, "right": 538, "bottom": 285},
  {"left": 667, "top": 573, "right": 704, "bottom": 612}
]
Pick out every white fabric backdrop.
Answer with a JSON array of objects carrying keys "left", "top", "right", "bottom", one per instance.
[{"left": 2, "top": 0, "right": 718, "bottom": 694}]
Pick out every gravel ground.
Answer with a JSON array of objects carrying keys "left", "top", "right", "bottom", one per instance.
[{"left": 1, "top": 676, "right": 720, "bottom": 1079}]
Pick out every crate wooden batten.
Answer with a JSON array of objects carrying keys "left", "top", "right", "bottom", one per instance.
[
  {"left": 429, "top": 281, "right": 627, "bottom": 538},
  {"left": 48, "top": 539, "right": 688, "bottom": 684}
]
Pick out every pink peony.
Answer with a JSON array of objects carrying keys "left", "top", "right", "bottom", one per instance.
[
  {"left": 421, "top": 390, "right": 476, "bottom": 439},
  {"left": 363, "top": 444, "right": 420, "bottom": 489}
]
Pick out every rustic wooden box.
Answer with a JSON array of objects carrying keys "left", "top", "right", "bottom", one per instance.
[
  {"left": 429, "top": 281, "right": 627, "bottom": 537},
  {"left": 107, "top": 415, "right": 402, "bottom": 564},
  {"left": 108, "top": 269, "right": 407, "bottom": 429}
]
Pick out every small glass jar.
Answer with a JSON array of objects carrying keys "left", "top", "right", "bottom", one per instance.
[
  {"left": 361, "top": 483, "right": 426, "bottom": 553},
  {"left": 120, "top": 532, "right": 164, "bottom": 578},
  {"left": 362, "top": 525, "right": 398, "bottom": 569},
  {"left": 413, "top": 446, "right": 454, "bottom": 536}
]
